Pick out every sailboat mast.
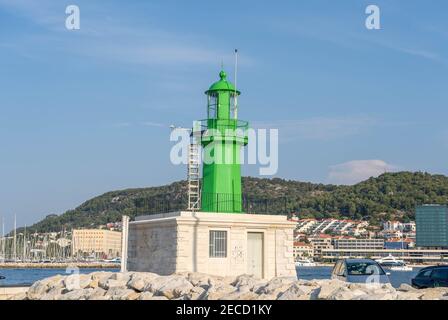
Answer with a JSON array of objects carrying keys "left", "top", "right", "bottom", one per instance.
[
  {"left": 13, "top": 214, "right": 17, "bottom": 262},
  {"left": 23, "top": 224, "right": 27, "bottom": 262},
  {"left": 1, "top": 216, "right": 4, "bottom": 263}
]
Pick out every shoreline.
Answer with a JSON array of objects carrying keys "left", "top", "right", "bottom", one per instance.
[
  {"left": 0, "top": 262, "right": 120, "bottom": 269},
  {"left": 5, "top": 271, "right": 448, "bottom": 300},
  {"left": 308, "top": 263, "right": 434, "bottom": 268}
]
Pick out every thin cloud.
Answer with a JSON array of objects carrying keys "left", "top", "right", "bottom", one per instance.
[
  {"left": 252, "top": 116, "right": 376, "bottom": 142},
  {"left": 112, "top": 122, "right": 131, "bottom": 128},
  {"left": 141, "top": 121, "right": 166, "bottom": 128},
  {"left": 0, "top": 0, "right": 254, "bottom": 67},
  {"left": 327, "top": 160, "right": 399, "bottom": 185},
  {"left": 269, "top": 14, "right": 446, "bottom": 66}
]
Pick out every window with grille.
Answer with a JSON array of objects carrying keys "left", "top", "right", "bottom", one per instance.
[{"left": 209, "top": 230, "right": 227, "bottom": 258}]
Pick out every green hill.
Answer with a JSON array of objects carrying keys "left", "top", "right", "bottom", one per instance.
[{"left": 24, "top": 172, "right": 448, "bottom": 233}]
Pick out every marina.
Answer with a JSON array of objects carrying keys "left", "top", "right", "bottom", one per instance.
[{"left": 0, "top": 267, "right": 117, "bottom": 287}]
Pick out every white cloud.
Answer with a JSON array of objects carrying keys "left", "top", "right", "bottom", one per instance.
[{"left": 327, "top": 160, "right": 398, "bottom": 185}]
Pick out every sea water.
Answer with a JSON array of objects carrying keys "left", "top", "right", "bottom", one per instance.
[
  {"left": 1, "top": 266, "right": 421, "bottom": 288},
  {"left": 0, "top": 268, "right": 118, "bottom": 286},
  {"left": 296, "top": 266, "right": 423, "bottom": 288}
]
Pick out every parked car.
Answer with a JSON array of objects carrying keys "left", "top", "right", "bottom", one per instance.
[
  {"left": 411, "top": 266, "right": 448, "bottom": 288},
  {"left": 331, "top": 258, "right": 390, "bottom": 284}
]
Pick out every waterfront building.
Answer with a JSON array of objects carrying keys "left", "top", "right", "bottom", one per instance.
[
  {"left": 416, "top": 205, "right": 448, "bottom": 248},
  {"left": 127, "top": 70, "right": 295, "bottom": 279},
  {"left": 308, "top": 234, "right": 333, "bottom": 258},
  {"left": 384, "top": 239, "right": 411, "bottom": 250},
  {"left": 320, "top": 248, "right": 448, "bottom": 263},
  {"left": 378, "top": 229, "right": 403, "bottom": 239},
  {"left": 293, "top": 242, "right": 314, "bottom": 259},
  {"left": 383, "top": 220, "right": 402, "bottom": 231},
  {"left": 72, "top": 229, "right": 121, "bottom": 259},
  {"left": 332, "top": 238, "right": 384, "bottom": 250}
]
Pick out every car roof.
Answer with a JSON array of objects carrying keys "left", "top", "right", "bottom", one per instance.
[
  {"left": 420, "top": 265, "right": 448, "bottom": 271},
  {"left": 342, "top": 258, "right": 376, "bottom": 263}
]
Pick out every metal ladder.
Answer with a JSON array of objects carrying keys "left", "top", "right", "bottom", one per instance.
[{"left": 187, "top": 143, "right": 201, "bottom": 211}]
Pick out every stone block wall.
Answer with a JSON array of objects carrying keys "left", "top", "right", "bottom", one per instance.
[
  {"left": 127, "top": 212, "right": 296, "bottom": 279},
  {"left": 127, "top": 219, "right": 177, "bottom": 275}
]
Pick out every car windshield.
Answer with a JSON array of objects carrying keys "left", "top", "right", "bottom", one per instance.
[{"left": 346, "top": 261, "right": 385, "bottom": 276}]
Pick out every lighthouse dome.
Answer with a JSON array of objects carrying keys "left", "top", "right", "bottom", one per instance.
[{"left": 205, "top": 70, "right": 241, "bottom": 95}]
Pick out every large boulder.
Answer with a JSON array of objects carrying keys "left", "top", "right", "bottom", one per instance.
[
  {"left": 127, "top": 273, "right": 159, "bottom": 292},
  {"left": 201, "top": 281, "right": 237, "bottom": 300},
  {"left": 64, "top": 274, "right": 92, "bottom": 291},
  {"left": 187, "top": 273, "right": 212, "bottom": 288},
  {"left": 276, "top": 283, "right": 307, "bottom": 300},
  {"left": 186, "top": 286, "right": 206, "bottom": 300},
  {"left": 397, "top": 283, "right": 418, "bottom": 292},
  {"left": 27, "top": 282, "right": 50, "bottom": 300},
  {"left": 87, "top": 287, "right": 108, "bottom": 300},
  {"left": 329, "top": 287, "right": 366, "bottom": 300},
  {"left": 148, "top": 275, "right": 194, "bottom": 299},
  {"left": 314, "top": 279, "right": 348, "bottom": 300},
  {"left": 41, "top": 286, "right": 64, "bottom": 300},
  {"left": 59, "top": 288, "right": 94, "bottom": 300},
  {"left": 256, "top": 276, "right": 297, "bottom": 297},
  {"left": 138, "top": 292, "right": 155, "bottom": 300},
  {"left": 27, "top": 274, "right": 67, "bottom": 299},
  {"left": 105, "top": 287, "right": 140, "bottom": 300},
  {"left": 420, "top": 288, "right": 448, "bottom": 300},
  {"left": 396, "top": 291, "right": 423, "bottom": 300}
]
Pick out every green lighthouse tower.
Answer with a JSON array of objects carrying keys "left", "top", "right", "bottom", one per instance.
[{"left": 199, "top": 70, "right": 248, "bottom": 213}]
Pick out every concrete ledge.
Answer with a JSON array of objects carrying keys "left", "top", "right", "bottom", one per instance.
[{"left": 133, "top": 211, "right": 295, "bottom": 228}]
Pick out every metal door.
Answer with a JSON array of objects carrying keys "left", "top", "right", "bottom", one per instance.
[{"left": 247, "top": 232, "right": 263, "bottom": 278}]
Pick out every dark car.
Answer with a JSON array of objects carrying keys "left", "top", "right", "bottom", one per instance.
[
  {"left": 331, "top": 258, "right": 390, "bottom": 284},
  {"left": 411, "top": 266, "right": 448, "bottom": 289}
]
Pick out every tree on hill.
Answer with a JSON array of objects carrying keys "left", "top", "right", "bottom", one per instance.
[{"left": 19, "top": 172, "right": 448, "bottom": 233}]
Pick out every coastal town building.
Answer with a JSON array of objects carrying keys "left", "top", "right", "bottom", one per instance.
[
  {"left": 308, "top": 235, "right": 333, "bottom": 258},
  {"left": 382, "top": 220, "right": 416, "bottom": 233},
  {"left": 320, "top": 248, "right": 448, "bottom": 263},
  {"left": 384, "top": 238, "right": 414, "bottom": 250},
  {"left": 293, "top": 241, "right": 314, "bottom": 259},
  {"left": 332, "top": 238, "right": 384, "bottom": 250},
  {"left": 294, "top": 218, "right": 369, "bottom": 237},
  {"left": 72, "top": 229, "right": 122, "bottom": 259},
  {"left": 416, "top": 205, "right": 448, "bottom": 248}
]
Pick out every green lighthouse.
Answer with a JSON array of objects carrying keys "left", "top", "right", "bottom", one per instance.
[{"left": 199, "top": 70, "right": 248, "bottom": 213}]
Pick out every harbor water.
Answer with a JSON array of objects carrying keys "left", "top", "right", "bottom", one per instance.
[
  {"left": 1, "top": 266, "right": 421, "bottom": 288},
  {"left": 296, "top": 266, "right": 423, "bottom": 288},
  {"left": 0, "top": 268, "right": 118, "bottom": 286}
]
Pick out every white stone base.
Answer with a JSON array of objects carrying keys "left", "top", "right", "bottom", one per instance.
[{"left": 127, "top": 211, "right": 296, "bottom": 279}]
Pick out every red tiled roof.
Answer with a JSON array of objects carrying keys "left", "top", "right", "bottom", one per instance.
[{"left": 294, "top": 241, "right": 312, "bottom": 247}]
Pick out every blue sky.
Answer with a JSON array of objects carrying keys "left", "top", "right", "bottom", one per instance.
[{"left": 1, "top": 0, "right": 447, "bottom": 229}]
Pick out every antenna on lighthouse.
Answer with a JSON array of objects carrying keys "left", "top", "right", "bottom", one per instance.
[{"left": 234, "top": 49, "right": 238, "bottom": 119}]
